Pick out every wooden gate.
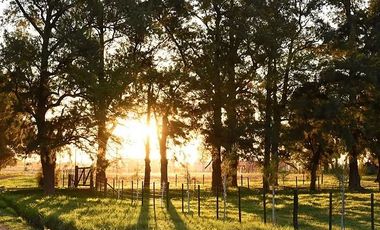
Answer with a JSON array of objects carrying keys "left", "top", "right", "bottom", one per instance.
[{"left": 68, "top": 166, "right": 94, "bottom": 189}]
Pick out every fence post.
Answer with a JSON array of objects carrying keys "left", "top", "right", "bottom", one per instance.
[
  {"left": 142, "top": 181, "right": 144, "bottom": 205},
  {"left": 216, "top": 186, "right": 219, "bottom": 219},
  {"left": 153, "top": 182, "right": 156, "bottom": 221},
  {"left": 62, "top": 172, "right": 65, "bottom": 188},
  {"left": 241, "top": 174, "right": 243, "bottom": 187},
  {"left": 296, "top": 177, "right": 298, "bottom": 189},
  {"left": 104, "top": 178, "right": 107, "bottom": 196},
  {"left": 113, "top": 178, "right": 115, "bottom": 196},
  {"left": 272, "top": 187, "right": 276, "bottom": 224},
  {"left": 203, "top": 174, "right": 205, "bottom": 186},
  {"left": 247, "top": 177, "right": 250, "bottom": 189},
  {"left": 74, "top": 166, "right": 79, "bottom": 187},
  {"left": 131, "top": 181, "right": 134, "bottom": 203},
  {"left": 181, "top": 183, "right": 184, "bottom": 213},
  {"left": 263, "top": 187, "right": 267, "bottom": 224},
  {"left": 121, "top": 180, "right": 124, "bottom": 199},
  {"left": 90, "top": 170, "right": 94, "bottom": 190},
  {"left": 317, "top": 176, "right": 320, "bottom": 190},
  {"left": 321, "top": 173, "right": 324, "bottom": 184},
  {"left": 238, "top": 187, "right": 241, "bottom": 223},
  {"left": 341, "top": 175, "right": 345, "bottom": 230},
  {"left": 166, "top": 182, "right": 170, "bottom": 209},
  {"left": 198, "top": 185, "right": 200, "bottom": 217},
  {"left": 293, "top": 189, "right": 298, "bottom": 230},
  {"left": 175, "top": 174, "right": 177, "bottom": 187},
  {"left": 68, "top": 174, "right": 72, "bottom": 188},
  {"left": 329, "top": 192, "right": 332, "bottom": 230},
  {"left": 371, "top": 193, "right": 374, "bottom": 230},
  {"left": 302, "top": 173, "right": 305, "bottom": 185}
]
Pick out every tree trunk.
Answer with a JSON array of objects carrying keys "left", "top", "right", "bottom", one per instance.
[
  {"left": 40, "top": 147, "right": 56, "bottom": 195},
  {"left": 212, "top": 146, "right": 222, "bottom": 192},
  {"left": 272, "top": 92, "right": 280, "bottom": 186},
  {"left": 144, "top": 84, "right": 152, "bottom": 191},
  {"left": 96, "top": 117, "right": 109, "bottom": 189},
  {"left": 95, "top": 8, "right": 109, "bottom": 190},
  {"left": 309, "top": 147, "right": 322, "bottom": 191},
  {"left": 348, "top": 144, "right": 362, "bottom": 190},
  {"left": 160, "top": 114, "right": 168, "bottom": 185},
  {"left": 229, "top": 158, "right": 238, "bottom": 187},
  {"left": 263, "top": 61, "right": 272, "bottom": 192}
]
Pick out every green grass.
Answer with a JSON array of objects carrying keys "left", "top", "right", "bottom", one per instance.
[
  {"left": 1, "top": 187, "right": 379, "bottom": 230},
  {"left": 0, "top": 173, "right": 38, "bottom": 189},
  {"left": 0, "top": 198, "right": 35, "bottom": 230},
  {"left": 0, "top": 173, "right": 379, "bottom": 229}
]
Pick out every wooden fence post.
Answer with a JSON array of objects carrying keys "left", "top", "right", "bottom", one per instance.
[
  {"left": 241, "top": 174, "right": 243, "bottom": 187},
  {"left": 121, "top": 180, "right": 124, "bottom": 199},
  {"left": 216, "top": 186, "right": 219, "bottom": 219},
  {"left": 272, "top": 187, "right": 276, "bottom": 224},
  {"left": 321, "top": 173, "right": 324, "bottom": 184},
  {"left": 247, "top": 177, "right": 250, "bottom": 189},
  {"left": 166, "top": 182, "right": 170, "bottom": 209},
  {"left": 131, "top": 181, "right": 134, "bottom": 203},
  {"left": 238, "top": 187, "right": 241, "bottom": 223},
  {"left": 329, "top": 192, "right": 332, "bottom": 230},
  {"left": 68, "top": 174, "right": 72, "bottom": 188},
  {"left": 302, "top": 173, "right": 305, "bottom": 185},
  {"left": 141, "top": 181, "right": 144, "bottom": 205},
  {"left": 293, "top": 189, "right": 298, "bottom": 230},
  {"left": 175, "top": 174, "right": 178, "bottom": 187},
  {"left": 317, "top": 176, "right": 320, "bottom": 190},
  {"left": 371, "top": 193, "right": 374, "bottom": 230},
  {"left": 181, "top": 183, "right": 184, "bottom": 213},
  {"left": 113, "top": 178, "right": 115, "bottom": 196},
  {"left": 203, "top": 174, "right": 205, "bottom": 186},
  {"left": 153, "top": 182, "right": 156, "bottom": 221},
  {"left": 198, "top": 185, "right": 200, "bottom": 217},
  {"left": 296, "top": 177, "right": 298, "bottom": 189},
  {"left": 263, "top": 185, "right": 267, "bottom": 223},
  {"left": 74, "top": 166, "right": 79, "bottom": 187},
  {"left": 62, "top": 172, "right": 65, "bottom": 188},
  {"left": 90, "top": 170, "right": 94, "bottom": 190},
  {"left": 104, "top": 178, "right": 107, "bottom": 196}
]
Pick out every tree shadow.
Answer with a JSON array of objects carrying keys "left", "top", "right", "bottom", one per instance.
[
  {"left": 134, "top": 195, "right": 150, "bottom": 229},
  {"left": 167, "top": 199, "right": 188, "bottom": 230}
]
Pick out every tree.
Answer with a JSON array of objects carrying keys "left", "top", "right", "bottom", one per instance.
[
  {"left": 151, "top": 67, "right": 191, "bottom": 186},
  {"left": 1, "top": 0, "right": 85, "bottom": 194},
  {"left": 287, "top": 82, "right": 340, "bottom": 190},
  {"left": 247, "top": 0, "right": 321, "bottom": 190},
  {"left": 70, "top": 0, "right": 154, "bottom": 187},
  {"left": 363, "top": 0, "right": 380, "bottom": 182},
  {"left": 320, "top": 0, "right": 370, "bottom": 190}
]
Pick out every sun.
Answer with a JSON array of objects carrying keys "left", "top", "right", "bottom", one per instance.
[{"left": 112, "top": 117, "right": 200, "bottom": 165}]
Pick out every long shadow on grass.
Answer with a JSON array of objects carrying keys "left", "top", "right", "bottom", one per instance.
[
  {"left": 133, "top": 195, "right": 149, "bottom": 229},
  {"left": 225, "top": 188, "right": 376, "bottom": 230},
  {"left": 167, "top": 199, "right": 188, "bottom": 230}
]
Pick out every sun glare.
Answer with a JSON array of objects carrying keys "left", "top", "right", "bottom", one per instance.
[{"left": 112, "top": 118, "right": 200, "bottom": 165}]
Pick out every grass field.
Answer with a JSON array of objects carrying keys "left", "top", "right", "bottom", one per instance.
[{"left": 0, "top": 172, "right": 379, "bottom": 230}]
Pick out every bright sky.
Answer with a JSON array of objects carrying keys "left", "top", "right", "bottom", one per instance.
[{"left": 55, "top": 118, "right": 202, "bottom": 167}]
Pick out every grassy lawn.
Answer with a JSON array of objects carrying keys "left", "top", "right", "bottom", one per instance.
[
  {"left": 0, "top": 173, "right": 379, "bottom": 230},
  {"left": 0, "top": 198, "right": 34, "bottom": 230}
]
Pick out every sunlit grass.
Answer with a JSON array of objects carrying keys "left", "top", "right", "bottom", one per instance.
[
  {"left": 1, "top": 173, "right": 379, "bottom": 229},
  {"left": 1, "top": 186, "right": 379, "bottom": 230}
]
